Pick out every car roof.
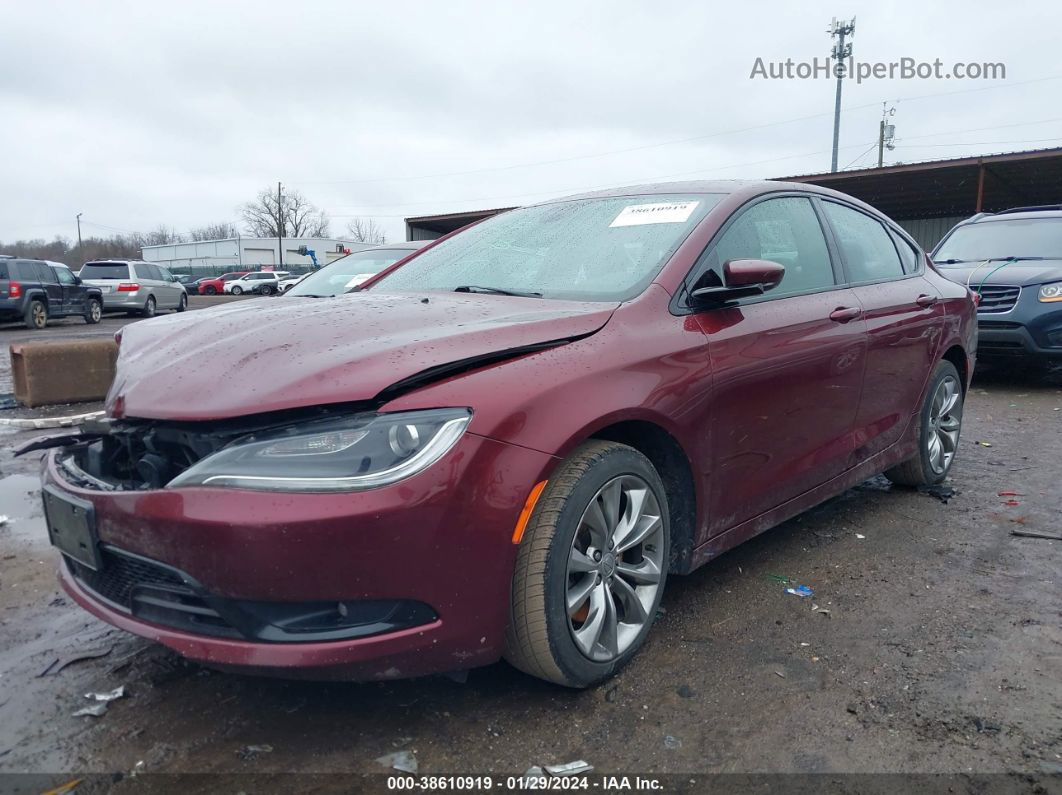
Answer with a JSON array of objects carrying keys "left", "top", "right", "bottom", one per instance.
[
  {"left": 535, "top": 178, "right": 882, "bottom": 214},
  {"left": 965, "top": 206, "right": 1062, "bottom": 223}
]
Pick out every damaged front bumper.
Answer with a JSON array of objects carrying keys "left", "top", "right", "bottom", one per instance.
[{"left": 41, "top": 427, "right": 556, "bottom": 680}]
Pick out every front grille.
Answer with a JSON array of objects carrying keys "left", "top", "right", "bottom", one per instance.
[
  {"left": 69, "top": 546, "right": 436, "bottom": 643},
  {"left": 978, "top": 320, "right": 1022, "bottom": 330},
  {"left": 73, "top": 549, "right": 184, "bottom": 607},
  {"left": 979, "top": 340, "right": 1025, "bottom": 350},
  {"left": 70, "top": 548, "right": 240, "bottom": 638},
  {"left": 976, "top": 285, "right": 1020, "bottom": 314}
]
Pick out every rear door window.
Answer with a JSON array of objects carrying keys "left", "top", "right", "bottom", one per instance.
[
  {"left": 822, "top": 202, "right": 906, "bottom": 282},
  {"left": 81, "top": 263, "right": 131, "bottom": 280},
  {"left": 890, "top": 230, "right": 923, "bottom": 274},
  {"left": 35, "top": 262, "right": 59, "bottom": 283},
  {"left": 0, "top": 261, "right": 7, "bottom": 280},
  {"left": 139, "top": 264, "right": 162, "bottom": 281}
]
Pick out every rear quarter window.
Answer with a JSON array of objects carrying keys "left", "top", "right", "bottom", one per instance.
[{"left": 890, "top": 230, "right": 923, "bottom": 273}]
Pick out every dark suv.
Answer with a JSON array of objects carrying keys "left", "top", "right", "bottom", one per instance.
[
  {"left": 0, "top": 256, "right": 104, "bottom": 329},
  {"left": 933, "top": 206, "right": 1062, "bottom": 367}
]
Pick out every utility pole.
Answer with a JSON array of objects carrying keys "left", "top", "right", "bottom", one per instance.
[
  {"left": 828, "top": 16, "right": 856, "bottom": 172},
  {"left": 276, "top": 181, "right": 285, "bottom": 269},
  {"left": 877, "top": 102, "right": 896, "bottom": 167},
  {"left": 76, "top": 213, "right": 84, "bottom": 264}
]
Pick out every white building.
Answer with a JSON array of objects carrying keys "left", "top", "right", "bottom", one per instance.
[{"left": 141, "top": 237, "right": 374, "bottom": 275}]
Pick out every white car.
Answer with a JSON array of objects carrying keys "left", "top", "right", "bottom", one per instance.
[
  {"left": 222, "top": 271, "right": 289, "bottom": 296},
  {"left": 279, "top": 274, "right": 308, "bottom": 292}
]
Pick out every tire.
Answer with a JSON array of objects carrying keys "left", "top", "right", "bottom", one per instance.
[
  {"left": 231, "top": 285, "right": 243, "bottom": 295},
  {"left": 141, "top": 296, "right": 157, "bottom": 318},
  {"left": 885, "top": 360, "right": 964, "bottom": 487},
  {"left": 505, "top": 441, "right": 670, "bottom": 688},
  {"left": 84, "top": 298, "right": 102, "bottom": 324},
  {"left": 176, "top": 293, "right": 187, "bottom": 312},
  {"left": 24, "top": 299, "right": 48, "bottom": 330},
  {"left": 203, "top": 285, "right": 217, "bottom": 296},
  {"left": 260, "top": 285, "right": 274, "bottom": 296}
]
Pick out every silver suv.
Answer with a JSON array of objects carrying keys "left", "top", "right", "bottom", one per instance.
[{"left": 79, "top": 260, "right": 188, "bottom": 317}]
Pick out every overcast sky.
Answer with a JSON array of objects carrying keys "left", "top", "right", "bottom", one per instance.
[{"left": 3, "top": 0, "right": 1061, "bottom": 244}]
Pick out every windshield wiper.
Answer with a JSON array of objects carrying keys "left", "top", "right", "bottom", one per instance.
[{"left": 454, "top": 285, "right": 543, "bottom": 298}]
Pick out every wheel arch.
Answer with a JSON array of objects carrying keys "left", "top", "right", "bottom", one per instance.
[
  {"left": 941, "top": 344, "right": 969, "bottom": 393},
  {"left": 586, "top": 419, "right": 698, "bottom": 575}
]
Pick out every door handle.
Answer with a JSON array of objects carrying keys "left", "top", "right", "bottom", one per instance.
[
  {"left": 916, "top": 294, "right": 938, "bottom": 307},
  {"left": 829, "top": 307, "right": 862, "bottom": 323}
]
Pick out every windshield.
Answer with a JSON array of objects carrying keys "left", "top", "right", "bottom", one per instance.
[
  {"left": 934, "top": 218, "right": 1062, "bottom": 263},
  {"left": 287, "top": 249, "right": 415, "bottom": 297},
  {"left": 80, "top": 263, "right": 130, "bottom": 280},
  {"left": 371, "top": 194, "right": 721, "bottom": 301}
]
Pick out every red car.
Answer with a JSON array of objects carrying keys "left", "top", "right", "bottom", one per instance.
[
  {"left": 33, "top": 181, "right": 975, "bottom": 688},
  {"left": 197, "top": 271, "right": 248, "bottom": 295}
]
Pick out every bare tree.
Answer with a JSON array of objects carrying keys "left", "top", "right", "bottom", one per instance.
[
  {"left": 345, "top": 217, "right": 387, "bottom": 244},
  {"left": 241, "top": 187, "right": 330, "bottom": 238},
  {"left": 131, "top": 225, "right": 185, "bottom": 248},
  {"left": 188, "top": 222, "right": 240, "bottom": 241}
]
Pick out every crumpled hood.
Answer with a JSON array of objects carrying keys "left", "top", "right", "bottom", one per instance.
[
  {"left": 936, "top": 260, "right": 1062, "bottom": 288},
  {"left": 106, "top": 292, "right": 618, "bottom": 421}
]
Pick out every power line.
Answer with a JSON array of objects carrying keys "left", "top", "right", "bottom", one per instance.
[
  {"left": 840, "top": 142, "right": 880, "bottom": 171},
  {"left": 326, "top": 140, "right": 879, "bottom": 214},
  {"left": 294, "top": 74, "right": 1062, "bottom": 187}
]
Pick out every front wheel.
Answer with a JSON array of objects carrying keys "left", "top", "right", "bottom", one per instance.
[
  {"left": 885, "top": 360, "right": 964, "bottom": 486},
  {"left": 230, "top": 285, "right": 243, "bottom": 295},
  {"left": 84, "top": 298, "right": 102, "bottom": 324},
  {"left": 505, "top": 441, "right": 670, "bottom": 688}
]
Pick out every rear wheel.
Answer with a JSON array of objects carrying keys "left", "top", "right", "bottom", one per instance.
[
  {"left": 260, "top": 284, "right": 275, "bottom": 296},
  {"left": 24, "top": 299, "right": 48, "bottom": 330},
  {"left": 885, "top": 360, "right": 964, "bottom": 486},
  {"left": 141, "top": 296, "right": 157, "bottom": 318},
  {"left": 84, "top": 298, "right": 102, "bottom": 324},
  {"left": 176, "top": 293, "right": 188, "bottom": 312},
  {"left": 505, "top": 441, "right": 669, "bottom": 688},
  {"left": 203, "top": 285, "right": 217, "bottom": 296}
]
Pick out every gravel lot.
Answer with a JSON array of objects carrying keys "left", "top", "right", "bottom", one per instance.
[{"left": 0, "top": 305, "right": 1059, "bottom": 792}]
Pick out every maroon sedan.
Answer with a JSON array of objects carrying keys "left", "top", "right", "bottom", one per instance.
[{"left": 33, "top": 181, "right": 975, "bottom": 688}]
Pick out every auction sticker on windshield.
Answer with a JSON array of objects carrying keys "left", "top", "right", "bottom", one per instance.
[{"left": 610, "top": 200, "right": 700, "bottom": 227}]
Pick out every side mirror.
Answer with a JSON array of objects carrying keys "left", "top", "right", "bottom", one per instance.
[
  {"left": 690, "top": 259, "right": 785, "bottom": 305},
  {"left": 73, "top": 275, "right": 82, "bottom": 285}
]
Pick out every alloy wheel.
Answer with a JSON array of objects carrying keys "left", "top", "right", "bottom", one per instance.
[
  {"left": 565, "top": 475, "right": 664, "bottom": 662},
  {"left": 927, "top": 375, "right": 961, "bottom": 475},
  {"left": 32, "top": 302, "right": 47, "bottom": 328},
  {"left": 89, "top": 301, "right": 101, "bottom": 322}
]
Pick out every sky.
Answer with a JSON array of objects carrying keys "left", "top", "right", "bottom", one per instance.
[{"left": 3, "top": 0, "right": 1061, "bottom": 245}]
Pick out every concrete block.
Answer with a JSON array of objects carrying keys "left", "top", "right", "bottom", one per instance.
[{"left": 10, "top": 339, "right": 118, "bottom": 408}]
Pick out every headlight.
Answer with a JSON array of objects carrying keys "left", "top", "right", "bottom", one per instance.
[
  {"left": 1038, "top": 282, "right": 1062, "bottom": 302},
  {"left": 167, "top": 408, "right": 471, "bottom": 492}
]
